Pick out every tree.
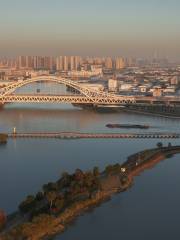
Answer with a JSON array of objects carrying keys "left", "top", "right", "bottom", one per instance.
[
  {"left": 84, "top": 171, "right": 94, "bottom": 188},
  {"left": 93, "top": 167, "right": 100, "bottom": 177},
  {"left": 61, "top": 172, "right": 71, "bottom": 187},
  {"left": 45, "top": 191, "right": 57, "bottom": 211},
  {"left": 105, "top": 165, "right": 113, "bottom": 175},
  {"left": 55, "top": 199, "right": 64, "bottom": 211},
  {"left": 168, "top": 142, "right": 172, "bottom": 148},
  {"left": 74, "top": 169, "right": 84, "bottom": 181},
  {"left": 35, "top": 192, "right": 44, "bottom": 201},
  {"left": 43, "top": 182, "right": 58, "bottom": 193},
  {"left": 113, "top": 164, "right": 121, "bottom": 173},
  {"left": 42, "top": 184, "right": 49, "bottom": 193},
  {"left": 19, "top": 195, "right": 36, "bottom": 213},
  {"left": 61, "top": 172, "right": 69, "bottom": 180},
  {"left": 0, "top": 210, "right": 6, "bottom": 230},
  {"left": 157, "top": 142, "right": 163, "bottom": 148}
]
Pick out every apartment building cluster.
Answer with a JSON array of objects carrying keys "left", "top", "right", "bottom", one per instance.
[
  {"left": 0, "top": 56, "right": 137, "bottom": 81},
  {"left": 0, "top": 56, "right": 136, "bottom": 71},
  {"left": 108, "top": 66, "right": 180, "bottom": 97}
]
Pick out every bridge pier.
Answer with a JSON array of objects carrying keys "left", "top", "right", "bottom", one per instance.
[{"left": 72, "top": 103, "right": 94, "bottom": 110}]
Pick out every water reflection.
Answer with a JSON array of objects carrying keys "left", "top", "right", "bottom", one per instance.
[{"left": 1, "top": 105, "right": 180, "bottom": 134}]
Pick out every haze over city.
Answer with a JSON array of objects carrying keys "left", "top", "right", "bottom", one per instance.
[{"left": 0, "top": 0, "right": 180, "bottom": 60}]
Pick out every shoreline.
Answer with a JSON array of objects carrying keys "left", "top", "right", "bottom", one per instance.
[
  {"left": 2, "top": 184, "right": 131, "bottom": 240},
  {"left": 123, "top": 108, "right": 180, "bottom": 119}
]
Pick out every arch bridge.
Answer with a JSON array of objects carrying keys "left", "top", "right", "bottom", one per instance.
[
  {"left": 0, "top": 76, "right": 136, "bottom": 105},
  {"left": 0, "top": 76, "right": 180, "bottom": 107}
]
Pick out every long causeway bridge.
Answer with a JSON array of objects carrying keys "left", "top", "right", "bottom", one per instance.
[{"left": 8, "top": 132, "right": 180, "bottom": 139}]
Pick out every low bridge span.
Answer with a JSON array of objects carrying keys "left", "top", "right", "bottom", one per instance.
[
  {"left": 0, "top": 94, "right": 134, "bottom": 105},
  {"left": 8, "top": 132, "right": 180, "bottom": 139}
]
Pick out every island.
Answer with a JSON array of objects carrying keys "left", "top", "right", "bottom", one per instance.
[{"left": 1, "top": 143, "right": 180, "bottom": 240}]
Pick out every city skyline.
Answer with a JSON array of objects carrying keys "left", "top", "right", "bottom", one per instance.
[{"left": 0, "top": 0, "right": 180, "bottom": 60}]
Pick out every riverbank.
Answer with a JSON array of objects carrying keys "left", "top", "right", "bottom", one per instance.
[
  {"left": 1, "top": 145, "right": 180, "bottom": 240},
  {"left": 124, "top": 105, "right": 180, "bottom": 119},
  {"left": 0, "top": 134, "right": 7, "bottom": 144}
]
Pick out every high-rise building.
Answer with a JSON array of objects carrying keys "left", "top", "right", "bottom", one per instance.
[
  {"left": 105, "top": 57, "right": 113, "bottom": 69},
  {"left": 75, "top": 56, "right": 82, "bottom": 71},
  {"left": 94, "top": 57, "right": 103, "bottom": 65},
  {"left": 44, "top": 56, "right": 54, "bottom": 70},
  {"left": 18, "top": 56, "right": 26, "bottom": 69},
  {"left": 70, "top": 56, "right": 75, "bottom": 71},
  {"left": 171, "top": 76, "right": 180, "bottom": 85},
  {"left": 108, "top": 79, "right": 119, "bottom": 92},
  {"left": 64, "top": 56, "right": 68, "bottom": 71},
  {"left": 56, "top": 56, "right": 63, "bottom": 71},
  {"left": 127, "top": 58, "right": 136, "bottom": 67},
  {"left": 18, "top": 56, "right": 34, "bottom": 69},
  {"left": 56, "top": 56, "right": 70, "bottom": 71},
  {"left": 115, "top": 57, "right": 126, "bottom": 69},
  {"left": 27, "top": 56, "right": 34, "bottom": 69},
  {"left": 32, "top": 56, "right": 38, "bottom": 69}
]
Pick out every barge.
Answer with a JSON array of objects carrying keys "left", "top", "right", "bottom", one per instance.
[{"left": 106, "top": 124, "right": 150, "bottom": 129}]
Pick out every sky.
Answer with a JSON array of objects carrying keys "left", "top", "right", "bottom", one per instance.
[{"left": 0, "top": 0, "right": 180, "bottom": 59}]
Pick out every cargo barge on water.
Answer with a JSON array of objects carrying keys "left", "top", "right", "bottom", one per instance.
[{"left": 106, "top": 124, "right": 149, "bottom": 129}]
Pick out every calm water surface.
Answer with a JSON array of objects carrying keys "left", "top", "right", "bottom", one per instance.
[{"left": 0, "top": 100, "right": 180, "bottom": 240}]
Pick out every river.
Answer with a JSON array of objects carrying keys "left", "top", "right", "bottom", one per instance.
[{"left": 0, "top": 83, "right": 180, "bottom": 239}]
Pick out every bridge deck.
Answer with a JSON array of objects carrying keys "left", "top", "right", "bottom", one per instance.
[{"left": 7, "top": 132, "right": 180, "bottom": 139}]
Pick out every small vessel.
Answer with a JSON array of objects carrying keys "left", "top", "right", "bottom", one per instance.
[{"left": 106, "top": 124, "right": 150, "bottom": 129}]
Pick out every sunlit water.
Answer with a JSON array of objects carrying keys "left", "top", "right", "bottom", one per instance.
[{"left": 0, "top": 83, "right": 180, "bottom": 239}]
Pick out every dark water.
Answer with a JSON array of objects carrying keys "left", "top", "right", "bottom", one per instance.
[{"left": 0, "top": 100, "right": 180, "bottom": 239}]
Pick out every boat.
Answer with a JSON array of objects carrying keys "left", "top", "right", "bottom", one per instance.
[{"left": 106, "top": 124, "right": 150, "bottom": 129}]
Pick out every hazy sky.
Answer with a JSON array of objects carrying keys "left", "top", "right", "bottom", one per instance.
[{"left": 0, "top": 0, "right": 180, "bottom": 59}]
